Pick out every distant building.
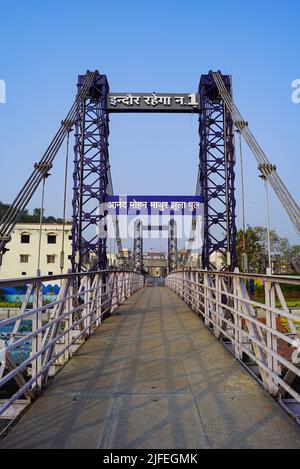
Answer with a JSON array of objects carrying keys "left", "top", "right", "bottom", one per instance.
[
  {"left": 0, "top": 223, "right": 72, "bottom": 279},
  {"left": 144, "top": 252, "right": 167, "bottom": 277},
  {"left": 116, "top": 248, "right": 132, "bottom": 268},
  {"left": 86, "top": 248, "right": 133, "bottom": 270},
  {"left": 177, "top": 250, "right": 200, "bottom": 269},
  {"left": 271, "top": 254, "right": 299, "bottom": 275},
  {"left": 89, "top": 251, "right": 118, "bottom": 269},
  {"left": 177, "top": 250, "right": 224, "bottom": 270},
  {"left": 209, "top": 251, "right": 224, "bottom": 270}
]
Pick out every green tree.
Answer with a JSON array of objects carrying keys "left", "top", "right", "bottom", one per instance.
[
  {"left": 0, "top": 201, "right": 64, "bottom": 224},
  {"left": 237, "top": 226, "right": 263, "bottom": 272},
  {"left": 237, "top": 225, "right": 300, "bottom": 274}
]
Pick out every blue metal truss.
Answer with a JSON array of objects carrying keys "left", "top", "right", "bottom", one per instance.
[
  {"left": 71, "top": 71, "right": 110, "bottom": 273},
  {"left": 168, "top": 219, "right": 177, "bottom": 273},
  {"left": 199, "top": 72, "right": 237, "bottom": 270}
]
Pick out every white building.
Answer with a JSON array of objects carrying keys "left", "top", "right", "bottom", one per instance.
[
  {"left": 143, "top": 252, "right": 167, "bottom": 277},
  {"left": 90, "top": 251, "right": 118, "bottom": 269},
  {"left": 0, "top": 223, "right": 73, "bottom": 279}
]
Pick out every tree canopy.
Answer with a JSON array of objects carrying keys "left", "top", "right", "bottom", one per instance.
[
  {"left": 236, "top": 226, "right": 300, "bottom": 273},
  {"left": 0, "top": 201, "right": 64, "bottom": 224}
]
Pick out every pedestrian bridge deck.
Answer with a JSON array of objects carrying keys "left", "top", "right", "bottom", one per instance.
[{"left": 1, "top": 286, "right": 300, "bottom": 449}]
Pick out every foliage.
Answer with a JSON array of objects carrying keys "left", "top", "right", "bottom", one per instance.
[
  {"left": 0, "top": 299, "right": 52, "bottom": 308},
  {"left": 0, "top": 301, "right": 22, "bottom": 308},
  {"left": 280, "top": 317, "right": 300, "bottom": 333},
  {"left": 236, "top": 225, "right": 300, "bottom": 274},
  {"left": 0, "top": 201, "right": 64, "bottom": 224}
]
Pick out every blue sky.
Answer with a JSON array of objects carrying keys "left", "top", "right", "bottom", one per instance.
[{"left": 0, "top": 0, "right": 299, "bottom": 245}]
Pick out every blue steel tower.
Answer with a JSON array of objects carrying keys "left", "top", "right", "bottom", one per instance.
[
  {"left": 199, "top": 72, "right": 237, "bottom": 270},
  {"left": 71, "top": 71, "right": 110, "bottom": 273}
]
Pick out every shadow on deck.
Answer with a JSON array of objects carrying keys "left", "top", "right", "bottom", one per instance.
[{"left": 1, "top": 286, "right": 300, "bottom": 449}]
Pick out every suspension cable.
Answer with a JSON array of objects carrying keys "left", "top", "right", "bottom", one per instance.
[
  {"left": 36, "top": 163, "right": 52, "bottom": 275},
  {"left": 107, "top": 165, "right": 127, "bottom": 268},
  {"left": 238, "top": 129, "right": 246, "bottom": 248},
  {"left": 60, "top": 122, "right": 73, "bottom": 273},
  {"left": 0, "top": 72, "right": 96, "bottom": 260},
  {"left": 212, "top": 71, "right": 300, "bottom": 236}
]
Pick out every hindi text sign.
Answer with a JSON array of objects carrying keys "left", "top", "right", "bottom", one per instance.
[{"left": 106, "top": 93, "right": 200, "bottom": 113}]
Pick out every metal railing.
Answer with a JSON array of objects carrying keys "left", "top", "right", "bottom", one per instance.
[
  {"left": 0, "top": 270, "right": 144, "bottom": 422},
  {"left": 166, "top": 269, "right": 300, "bottom": 422}
]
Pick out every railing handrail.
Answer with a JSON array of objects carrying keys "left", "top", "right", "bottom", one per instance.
[
  {"left": 0, "top": 270, "right": 145, "bottom": 423},
  {"left": 166, "top": 269, "right": 300, "bottom": 423},
  {"left": 167, "top": 269, "right": 300, "bottom": 285},
  {"left": 0, "top": 269, "right": 144, "bottom": 287}
]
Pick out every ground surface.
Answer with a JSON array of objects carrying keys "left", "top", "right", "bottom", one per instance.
[{"left": 1, "top": 286, "right": 300, "bottom": 449}]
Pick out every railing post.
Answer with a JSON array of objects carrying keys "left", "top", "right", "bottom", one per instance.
[
  {"left": 110, "top": 272, "right": 116, "bottom": 314},
  {"left": 95, "top": 273, "right": 102, "bottom": 326},
  {"left": 126, "top": 272, "right": 130, "bottom": 298},
  {"left": 214, "top": 274, "right": 222, "bottom": 339},
  {"left": 179, "top": 272, "right": 182, "bottom": 299},
  {"left": 118, "top": 273, "right": 122, "bottom": 304},
  {"left": 31, "top": 278, "right": 43, "bottom": 390},
  {"left": 183, "top": 271, "right": 187, "bottom": 304},
  {"left": 203, "top": 272, "right": 209, "bottom": 327},
  {"left": 119, "top": 273, "right": 123, "bottom": 303},
  {"left": 233, "top": 270, "right": 243, "bottom": 360},
  {"left": 190, "top": 271, "right": 195, "bottom": 310},
  {"left": 83, "top": 275, "right": 91, "bottom": 335},
  {"left": 195, "top": 272, "right": 201, "bottom": 314},
  {"left": 203, "top": 271, "right": 210, "bottom": 326},
  {"left": 65, "top": 278, "right": 74, "bottom": 360},
  {"left": 198, "top": 273, "right": 204, "bottom": 317},
  {"left": 124, "top": 272, "right": 127, "bottom": 299},
  {"left": 128, "top": 273, "right": 131, "bottom": 296},
  {"left": 265, "top": 269, "right": 279, "bottom": 394},
  {"left": 122, "top": 272, "right": 126, "bottom": 303}
]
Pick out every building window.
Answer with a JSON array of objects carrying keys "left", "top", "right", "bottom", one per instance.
[
  {"left": 68, "top": 235, "right": 72, "bottom": 240},
  {"left": 21, "top": 272, "right": 27, "bottom": 276},
  {"left": 48, "top": 272, "right": 53, "bottom": 276},
  {"left": 21, "top": 233, "right": 30, "bottom": 244},
  {"left": 47, "top": 234, "right": 57, "bottom": 244},
  {"left": 47, "top": 255, "right": 55, "bottom": 264},
  {"left": 20, "top": 254, "right": 29, "bottom": 263}
]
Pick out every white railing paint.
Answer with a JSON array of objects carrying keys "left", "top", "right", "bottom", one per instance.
[
  {"left": 166, "top": 269, "right": 300, "bottom": 421},
  {"left": 0, "top": 270, "right": 144, "bottom": 420}
]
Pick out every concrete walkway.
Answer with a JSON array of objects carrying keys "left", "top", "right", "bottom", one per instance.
[{"left": 1, "top": 286, "right": 300, "bottom": 449}]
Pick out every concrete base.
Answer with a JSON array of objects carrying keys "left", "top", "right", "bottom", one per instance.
[{"left": 1, "top": 287, "right": 300, "bottom": 449}]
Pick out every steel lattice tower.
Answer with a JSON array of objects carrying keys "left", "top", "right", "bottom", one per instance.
[
  {"left": 133, "top": 220, "right": 143, "bottom": 272},
  {"left": 71, "top": 71, "right": 110, "bottom": 273},
  {"left": 199, "top": 72, "right": 237, "bottom": 270},
  {"left": 168, "top": 219, "right": 177, "bottom": 273}
]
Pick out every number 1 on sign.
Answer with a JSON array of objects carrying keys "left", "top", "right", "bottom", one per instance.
[{"left": 187, "top": 93, "right": 198, "bottom": 107}]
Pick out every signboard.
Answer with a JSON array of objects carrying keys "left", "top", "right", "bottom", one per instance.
[
  {"left": 105, "top": 195, "right": 203, "bottom": 215},
  {"left": 106, "top": 93, "right": 200, "bottom": 113},
  {"left": 103, "top": 195, "right": 203, "bottom": 247}
]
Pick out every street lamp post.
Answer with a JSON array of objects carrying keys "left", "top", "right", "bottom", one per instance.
[
  {"left": 236, "top": 123, "right": 248, "bottom": 272},
  {"left": 60, "top": 120, "right": 73, "bottom": 273},
  {"left": 35, "top": 163, "right": 53, "bottom": 276},
  {"left": 258, "top": 163, "right": 276, "bottom": 274}
]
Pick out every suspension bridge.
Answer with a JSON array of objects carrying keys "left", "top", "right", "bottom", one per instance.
[{"left": 0, "top": 70, "right": 300, "bottom": 449}]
